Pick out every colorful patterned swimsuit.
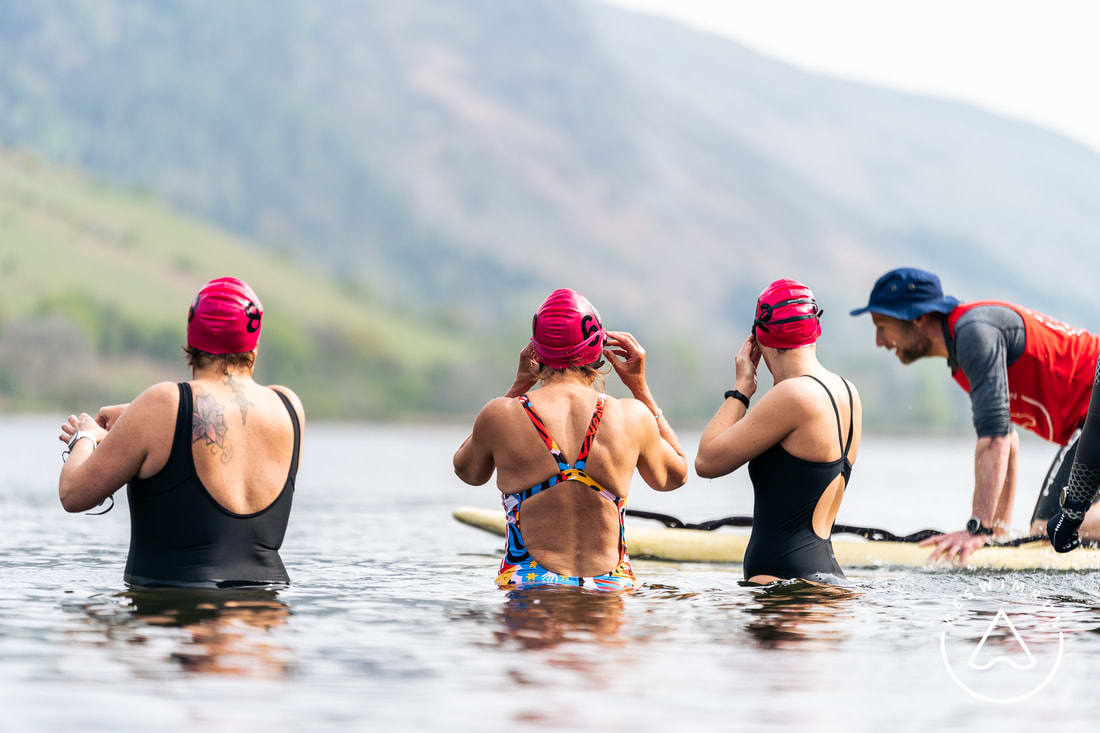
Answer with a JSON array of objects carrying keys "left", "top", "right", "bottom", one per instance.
[{"left": 496, "top": 393, "right": 638, "bottom": 591}]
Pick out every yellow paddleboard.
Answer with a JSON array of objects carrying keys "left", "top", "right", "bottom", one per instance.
[{"left": 453, "top": 506, "right": 1100, "bottom": 571}]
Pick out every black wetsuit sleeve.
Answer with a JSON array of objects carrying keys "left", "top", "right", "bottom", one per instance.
[{"left": 954, "top": 318, "right": 1014, "bottom": 438}]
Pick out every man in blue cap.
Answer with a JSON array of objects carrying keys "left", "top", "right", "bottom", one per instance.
[{"left": 851, "top": 267, "right": 1100, "bottom": 563}]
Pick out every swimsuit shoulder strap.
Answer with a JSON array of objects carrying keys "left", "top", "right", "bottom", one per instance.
[
  {"left": 573, "top": 393, "right": 607, "bottom": 471},
  {"left": 271, "top": 388, "right": 302, "bottom": 481},
  {"left": 517, "top": 394, "right": 570, "bottom": 471},
  {"left": 840, "top": 378, "right": 855, "bottom": 460},
  {"left": 172, "top": 382, "right": 197, "bottom": 475},
  {"left": 802, "top": 374, "right": 845, "bottom": 458}
]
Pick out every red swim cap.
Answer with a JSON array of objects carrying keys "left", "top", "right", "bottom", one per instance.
[
  {"left": 531, "top": 289, "right": 606, "bottom": 369},
  {"left": 753, "top": 279, "right": 822, "bottom": 349},
  {"left": 187, "top": 277, "right": 263, "bottom": 354}
]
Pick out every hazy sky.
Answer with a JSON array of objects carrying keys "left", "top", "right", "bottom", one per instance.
[{"left": 602, "top": 0, "right": 1100, "bottom": 155}]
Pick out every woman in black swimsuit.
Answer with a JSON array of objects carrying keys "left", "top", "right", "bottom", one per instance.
[
  {"left": 57, "top": 277, "right": 305, "bottom": 588},
  {"left": 695, "top": 279, "right": 862, "bottom": 584}
]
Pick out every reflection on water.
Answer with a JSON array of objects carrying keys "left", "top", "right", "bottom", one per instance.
[
  {"left": 7, "top": 424, "right": 1100, "bottom": 731},
  {"left": 67, "top": 588, "right": 292, "bottom": 678},
  {"left": 742, "top": 580, "right": 858, "bottom": 650},
  {"left": 491, "top": 579, "right": 860, "bottom": 654},
  {"left": 494, "top": 587, "right": 626, "bottom": 651}
]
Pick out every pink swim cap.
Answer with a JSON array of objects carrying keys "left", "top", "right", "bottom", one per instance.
[
  {"left": 187, "top": 277, "right": 263, "bottom": 354},
  {"left": 753, "top": 279, "right": 823, "bottom": 349},
  {"left": 531, "top": 289, "right": 606, "bottom": 369}
]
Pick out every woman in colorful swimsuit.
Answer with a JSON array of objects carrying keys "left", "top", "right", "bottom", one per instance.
[
  {"left": 695, "top": 279, "right": 862, "bottom": 584},
  {"left": 454, "top": 289, "right": 688, "bottom": 590}
]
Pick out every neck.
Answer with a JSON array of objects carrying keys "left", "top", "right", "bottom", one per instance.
[
  {"left": 192, "top": 365, "right": 254, "bottom": 382},
  {"left": 766, "top": 347, "right": 821, "bottom": 383},
  {"left": 540, "top": 370, "right": 595, "bottom": 390},
  {"left": 920, "top": 315, "right": 950, "bottom": 359}
]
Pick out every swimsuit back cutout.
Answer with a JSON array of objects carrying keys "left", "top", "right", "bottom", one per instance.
[
  {"left": 744, "top": 375, "right": 855, "bottom": 582},
  {"left": 806, "top": 374, "right": 854, "bottom": 484},
  {"left": 124, "top": 382, "right": 299, "bottom": 588},
  {"left": 501, "top": 394, "right": 627, "bottom": 570}
]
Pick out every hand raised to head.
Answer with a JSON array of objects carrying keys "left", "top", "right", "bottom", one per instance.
[
  {"left": 505, "top": 342, "right": 542, "bottom": 398},
  {"left": 604, "top": 331, "right": 649, "bottom": 398},
  {"left": 734, "top": 335, "right": 761, "bottom": 397}
]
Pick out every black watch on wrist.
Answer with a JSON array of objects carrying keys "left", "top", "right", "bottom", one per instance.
[
  {"left": 965, "top": 516, "right": 994, "bottom": 536},
  {"left": 724, "top": 389, "right": 750, "bottom": 409}
]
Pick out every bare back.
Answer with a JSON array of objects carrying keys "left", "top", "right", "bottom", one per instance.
[
  {"left": 486, "top": 385, "right": 649, "bottom": 577},
  {"left": 776, "top": 371, "right": 862, "bottom": 539},
  {"left": 774, "top": 367, "right": 858, "bottom": 539},
  {"left": 138, "top": 375, "right": 300, "bottom": 515}
]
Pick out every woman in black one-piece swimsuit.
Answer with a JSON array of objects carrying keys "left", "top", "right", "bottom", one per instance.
[{"left": 696, "top": 279, "right": 862, "bottom": 584}]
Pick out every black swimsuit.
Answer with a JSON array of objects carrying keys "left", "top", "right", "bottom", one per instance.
[
  {"left": 123, "top": 382, "right": 298, "bottom": 588},
  {"left": 743, "top": 375, "right": 854, "bottom": 583}
]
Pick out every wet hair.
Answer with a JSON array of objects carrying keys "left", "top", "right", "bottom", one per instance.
[{"left": 183, "top": 345, "right": 256, "bottom": 372}]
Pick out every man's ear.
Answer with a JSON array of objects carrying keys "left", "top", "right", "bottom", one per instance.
[
  {"left": 914, "top": 312, "right": 943, "bottom": 333},
  {"left": 914, "top": 313, "right": 936, "bottom": 328}
]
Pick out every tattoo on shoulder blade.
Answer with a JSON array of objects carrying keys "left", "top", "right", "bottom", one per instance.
[
  {"left": 224, "top": 375, "right": 255, "bottom": 425},
  {"left": 192, "top": 388, "right": 233, "bottom": 463}
]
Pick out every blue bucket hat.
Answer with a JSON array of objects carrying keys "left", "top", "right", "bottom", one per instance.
[{"left": 849, "top": 267, "right": 959, "bottom": 321}]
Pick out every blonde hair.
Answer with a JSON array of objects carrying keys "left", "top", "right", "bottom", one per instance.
[{"left": 537, "top": 364, "right": 607, "bottom": 393}]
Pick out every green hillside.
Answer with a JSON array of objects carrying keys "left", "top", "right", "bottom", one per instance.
[
  {"left": 9, "top": 0, "right": 1094, "bottom": 429},
  {"left": 0, "top": 148, "right": 474, "bottom": 416},
  {"left": 3, "top": 0, "right": 1098, "bottom": 330},
  {"left": 0, "top": 148, "right": 974, "bottom": 428}
]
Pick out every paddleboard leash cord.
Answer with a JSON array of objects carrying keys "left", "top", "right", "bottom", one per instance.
[{"left": 623, "top": 509, "right": 1098, "bottom": 548}]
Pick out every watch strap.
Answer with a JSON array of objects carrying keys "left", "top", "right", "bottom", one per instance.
[
  {"left": 966, "top": 516, "right": 994, "bottom": 536},
  {"left": 724, "top": 389, "right": 750, "bottom": 409},
  {"left": 67, "top": 431, "right": 98, "bottom": 451}
]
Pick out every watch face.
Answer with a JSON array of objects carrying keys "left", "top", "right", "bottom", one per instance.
[
  {"left": 1059, "top": 486, "right": 1068, "bottom": 508},
  {"left": 966, "top": 517, "right": 979, "bottom": 533}
]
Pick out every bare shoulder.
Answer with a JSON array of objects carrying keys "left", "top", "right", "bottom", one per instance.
[
  {"left": 130, "top": 381, "right": 180, "bottom": 413},
  {"left": 758, "top": 377, "right": 818, "bottom": 413},
  {"left": 842, "top": 377, "right": 863, "bottom": 405},
  {"left": 613, "top": 396, "right": 654, "bottom": 420},
  {"left": 107, "top": 381, "right": 178, "bottom": 436},
  {"left": 836, "top": 377, "right": 863, "bottom": 414},
  {"left": 484, "top": 394, "right": 517, "bottom": 411},
  {"left": 471, "top": 396, "right": 519, "bottom": 433},
  {"left": 269, "top": 384, "right": 307, "bottom": 424},
  {"left": 609, "top": 396, "right": 659, "bottom": 435},
  {"left": 816, "top": 373, "right": 862, "bottom": 411}
]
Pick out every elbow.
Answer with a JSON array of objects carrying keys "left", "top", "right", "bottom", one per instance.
[
  {"left": 452, "top": 452, "right": 468, "bottom": 483},
  {"left": 695, "top": 454, "right": 719, "bottom": 480},
  {"left": 694, "top": 452, "right": 742, "bottom": 480},
  {"left": 59, "top": 472, "right": 103, "bottom": 513},
  {"left": 60, "top": 498, "right": 85, "bottom": 513},
  {"left": 453, "top": 458, "right": 488, "bottom": 487},
  {"left": 58, "top": 479, "right": 85, "bottom": 513},
  {"left": 656, "top": 459, "right": 689, "bottom": 492}
]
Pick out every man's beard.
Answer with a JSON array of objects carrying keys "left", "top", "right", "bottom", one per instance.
[{"left": 896, "top": 332, "right": 932, "bottom": 363}]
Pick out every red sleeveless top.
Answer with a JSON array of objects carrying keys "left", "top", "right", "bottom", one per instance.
[{"left": 947, "top": 301, "right": 1100, "bottom": 445}]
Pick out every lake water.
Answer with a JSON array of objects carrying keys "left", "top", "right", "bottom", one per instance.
[{"left": 2, "top": 416, "right": 1099, "bottom": 731}]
